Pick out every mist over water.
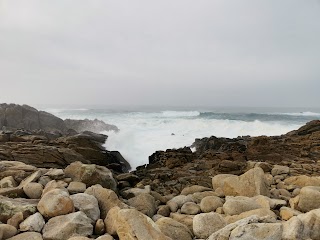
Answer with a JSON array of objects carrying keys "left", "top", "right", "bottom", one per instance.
[{"left": 45, "top": 107, "right": 320, "bottom": 169}]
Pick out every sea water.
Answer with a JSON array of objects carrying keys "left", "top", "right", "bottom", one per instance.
[{"left": 43, "top": 106, "right": 320, "bottom": 169}]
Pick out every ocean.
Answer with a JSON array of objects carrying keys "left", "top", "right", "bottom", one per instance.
[{"left": 43, "top": 106, "right": 320, "bottom": 169}]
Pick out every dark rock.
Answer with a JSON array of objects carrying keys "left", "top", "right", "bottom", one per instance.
[{"left": 64, "top": 118, "right": 119, "bottom": 133}]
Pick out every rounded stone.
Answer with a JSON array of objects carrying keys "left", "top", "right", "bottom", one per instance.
[
  {"left": 200, "top": 196, "right": 224, "bottom": 213},
  {"left": 37, "top": 189, "right": 74, "bottom": 218},
  {"left": 23, "top": 183, "right": 43, "bottom": 199},
  {"left": 181, "top": 202, "right": 201, "bottom": 215}
]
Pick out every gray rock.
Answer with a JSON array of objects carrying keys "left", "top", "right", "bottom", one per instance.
[
  {"left": 42, "top": 212, "right": 93, "bottom": 240},
  {"left": 70, "top": 193, "right": 100, "bottom": 222},
  {"left": 19, "top": 212, "right": 45, "bottom": 232}
]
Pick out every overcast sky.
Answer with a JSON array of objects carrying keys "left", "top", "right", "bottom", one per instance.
[{"left": 0, "top": 0, "right": 320, "bottom": 108}]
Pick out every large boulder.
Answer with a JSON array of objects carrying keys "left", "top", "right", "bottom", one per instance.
[
  {"left": 222, "top": 167, "right": 270, "bottom": 197},
  {"left": 6, "top": 232, "right": 43, "bottom": 240},
  {"left": 156, "top": 217, "right": 193, "bottom": 240},
  {"left": 193, "top": 212, "right": 226, "bottom": 239},
  {"left": 37, "top": 189, "right": 74, "bottom": 218},
  {"left": 70, "top": 193, "right": 100, "bottom": 222},
  {"left": 127, "top": 193, "right": 157, "bottom": 217},
  {"left": 65, "top": 162, "right": 117, "bottom": 191},
  {"left": 282, "top": 208, "right": 320, "bottom": 240},
  {"left": 296, "top": 186, "right": 320, "bottom": 212},
  {"left": 284, "top": 175, "right": 320, "bottom": 187},
  {"left": 223, "top": 196, "right": 263, "bottom": 215},
  {"left": 208, "top": 215, "right": 280, "bottom": 240},
  {"left": 42, "top": 212, "right": 93, "bottom": 240},
  {"left": 19, "top": 212, "right": 45, "bottom": 232},
  {"left": 105, "top": 208, "right": 171, "bottom": 240},
  {"left": 229, "top": 223, "right": 283, "bottom": 240},
  {"left": 200, "top": 196, "right": 224, "bottom": 213},
  {"left": 85, "top": 185, "right": 127, "bottom": 219}
]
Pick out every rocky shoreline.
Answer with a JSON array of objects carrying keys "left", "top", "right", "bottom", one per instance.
[{"left": 1, "top": 104, "right": 320, "bottom": 239}]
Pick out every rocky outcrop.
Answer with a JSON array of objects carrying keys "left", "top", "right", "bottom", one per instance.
[
  {"left": 0, "top": 130, "right": 129, "bottom": 172},
  {"left": 0, "top": 104, "right": 66, "bottom": 132},
  {"left": 0, "top": 103, "right": 119, "bottom": 134},
  {"left": 134, "top": 120, "right": 320, "bottom": 195},
  {"left": 64, "top": 119, "right": 119, "bottom": 133}
]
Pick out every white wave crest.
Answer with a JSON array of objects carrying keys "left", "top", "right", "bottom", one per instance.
[
  {"left": 278, "top": 112, "right": 320, "bottom": 117},
  {"left": 161, "top": 111, "right": 200, "bottom": 117}
]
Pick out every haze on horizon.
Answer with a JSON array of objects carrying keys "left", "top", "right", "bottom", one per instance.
[{"left": 0, "top": 0, "right": 320, "bottom": 108}]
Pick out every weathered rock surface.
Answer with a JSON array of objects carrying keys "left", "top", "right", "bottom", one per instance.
[
  {"left": 7, "top": 232, "right": 43, "bottom": 240},
  {"left": 105, "top": 208, "right": 171, "bottom": 240},
  {"left": 70, "top": 193, "right": 100, "bottom": 222},
  {"left": 156, "top": 217, "right": 193, "bottom": 240},
  {"left": 37, "top": 189, "right": 74, "bottom": 218},
  {"left": 42, "top": 212, "right": 93, "bottom": 240},
  {"left": 64, "top": 118, "right": 119, "bottom": 133},
  {"left": 65, "top": 161, "right": 117, "bottom": 191},
  {"left": 85, "top": 185, "right": 126, "bottom": 219},
  {"left": 19, "top": 212, "right": 45, "bottom": 232},
  {"left": 0, "top": 196, "right": 38, "bottom": 222},
  {"left": 193, "top": 212, "right": 226, "bottom": 239}
]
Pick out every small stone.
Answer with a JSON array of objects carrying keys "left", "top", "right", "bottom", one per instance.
[
  {"left": 157, "top": 205, "right": 171, "bottom": 217},
  {"left": 70, "top": 193, "right": 100, "bottom": 222},
  {"left": 94, "top": 219, "right": 105, "bottom": 235}
]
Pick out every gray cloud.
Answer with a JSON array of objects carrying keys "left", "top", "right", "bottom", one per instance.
[{"left": 0, "top": 0, "right": 320, "bottom": 107}]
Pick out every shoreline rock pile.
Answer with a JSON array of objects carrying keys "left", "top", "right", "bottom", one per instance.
[
  {"left": 1, "top": 159, "right": 320, "bottom": 239},
  {"left": 1, "top": 104, "right": 320, "bottom": 239}
]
